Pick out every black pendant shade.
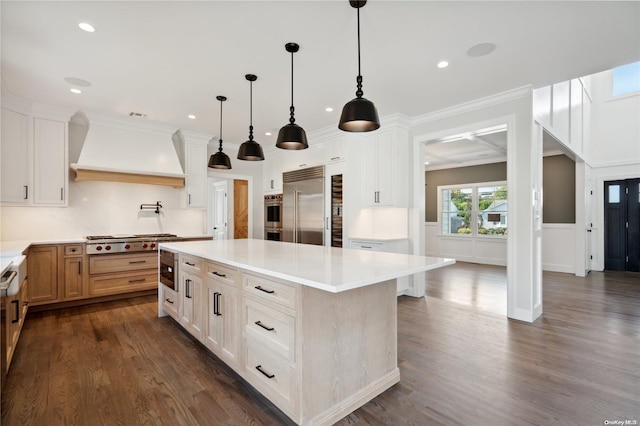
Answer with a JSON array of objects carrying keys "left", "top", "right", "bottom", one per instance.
[
  {"left": 208, "top": 95, "right": 232, "bottom": 169},
  {"left": 238, "top": 74, "right": 265, "bottom": 161},
  {"left": 276, "top": 42, "right": 308, "bottom": 150},
  {"left": 339, "top": 0, "right": 380, "bottom": 133}
]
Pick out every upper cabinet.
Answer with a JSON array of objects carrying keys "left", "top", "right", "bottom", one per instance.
[
  {"left": 34, "top": 118, "right": 68, "bottom": 205},
  {"left": 1, "top": 108, "right": 30, "bottom": 204},
  {"left": 1, "top": 104, "right": 69, "bottom": 207},
  {"left": 351, "top": 125, "right": 409, "bottom": 208},
  {"left": 173, "top": 130, "right": 208, "bottom": 209}
]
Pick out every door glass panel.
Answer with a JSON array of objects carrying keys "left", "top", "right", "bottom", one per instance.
[{"left": 608, "top": 185, "right": 620, "bottom": 203}]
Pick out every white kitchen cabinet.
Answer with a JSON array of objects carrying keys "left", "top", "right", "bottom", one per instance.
[
  {"left": 33, "top": 118, "right": 67, "bottom": 206},
  {"left": 263, "top": 149, "right": 284, "bottom": 193},
  {"left": 363, "top": 129, "right": 399, "bottom": 207},
  {"left": 203, "top": 260, "right": 238, "bottom": 367},
  {"left": 1, "top": 108, "right": 30, "bottom": 204},
  {"left": 179, "top": 270, "right": 203, "bottom": 340},
  {"left": 326, "top": 136, "right": 344, "bottom": 162},
  {"left": 185, "top": 141, "right": 207, "bottom": 208}
]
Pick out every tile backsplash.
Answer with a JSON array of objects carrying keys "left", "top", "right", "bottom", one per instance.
[{"left": 0, "top": 180, "right": 206, "bottom": 240}]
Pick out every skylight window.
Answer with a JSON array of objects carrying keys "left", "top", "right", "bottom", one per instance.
[{"left": 612, "top": 61, "right": 640, "bottom": 96}]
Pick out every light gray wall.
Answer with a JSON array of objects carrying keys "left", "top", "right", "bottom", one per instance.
[
  {"left": 542, "top": 154, "right": 575, "bottom": 223},
  {"left": 424, "top": 154, "right": 575, "bottom": 223}
]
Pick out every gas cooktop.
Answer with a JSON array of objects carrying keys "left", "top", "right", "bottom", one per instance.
[{"left": 85, "top": 234, "right": 181, "bottom": 254}]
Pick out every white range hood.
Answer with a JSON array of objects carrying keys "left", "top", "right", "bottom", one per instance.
[{"left": 70, "top": 114, "right": 186, "bottom": 187}]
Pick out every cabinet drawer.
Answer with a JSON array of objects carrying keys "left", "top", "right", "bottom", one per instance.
[
  {"left": 64, "top": 244, "right": 84, "bottom": 256},
  {"left": 204, "top": 261, "right": 236, "bottom": 286},
  {"left": 349, "top": 240, "right": 383, "bottom": 251},
  {"left": 244, "top": 341, "right": 296, "bottom": 415},
  {"left": 89, "top": 270, "right": 157, "bottom": 296},
  {"left": 244, "top": 298, "right": 295, "bottom": 362},
  {"left": 243, "top": 274, "right": 296, "bottom": 310},
  {"left": 180, "top": 254, "right": 202, "bottom": 273},
  {"left": 162, "top": 286, "right": 179, "bottom": 320},
  {"left": 89, "top": 253, "right": 157, "bottom": 274}
]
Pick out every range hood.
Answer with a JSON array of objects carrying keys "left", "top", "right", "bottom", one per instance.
[{"left": 70, "top": 115, "right": 186, "bottom": 187}]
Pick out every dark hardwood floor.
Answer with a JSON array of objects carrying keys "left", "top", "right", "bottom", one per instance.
[{"left": 2, "top": 263, "right": 639, "bottom": 425}]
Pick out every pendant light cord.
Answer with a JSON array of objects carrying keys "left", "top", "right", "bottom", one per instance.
[
  {"left": 355, "top": 6, "right": 363, "bottom": 99},
  {"left": 290, "top": 49, "right": 296, "bottom": 124},
  {"left": 218, "top": 98, "right": 223, "bottom": 152},
  {"left": 248, "top": 80, "right": 254, "bottom": 142}
]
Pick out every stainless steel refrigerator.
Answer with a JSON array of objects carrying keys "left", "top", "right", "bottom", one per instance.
[{"left": 282, "top": 165, "right": 324, "bottom": 245}]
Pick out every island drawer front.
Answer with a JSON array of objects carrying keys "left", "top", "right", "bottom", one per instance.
[
  {"left": 204, "top": 261, "right": 237, "bottom": 287},
  {"left": 162, "top": 285, "right": 179, "bottom": 320},
  {"left": 243, "top": 298, "right": 295, "bottom": 362},
  {"left": 244, "top": 341, "right": 296, "bottom": 416},
  {"left": 89, "top": 252, "right": 158, "bottom": 274},
  {"left": 180, "top": 254, "right": 202, "bottom": 273},
  {"left": 64, "top": 244, "right": 84, "bottom": 256},
  {"left": 243, "top": 274, "right": 296, "bottom": 310},
  {"left": 89, "top": 270, "right": 157, "bottom": 296}
]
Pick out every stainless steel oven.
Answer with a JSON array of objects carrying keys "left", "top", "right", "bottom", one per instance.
[
  {"left": 265, "top": 229, "right": 282, "bottom": 241},
  {"left": 264, "top": 194, "right": 283, "bottom": 230},
  {"left": 159, "top": 249, "right": 178, "bottom": 291}
]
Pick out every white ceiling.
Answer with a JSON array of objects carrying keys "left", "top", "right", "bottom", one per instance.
[{"left": 2, "top": 1, "right": 639, "bottom": 154}]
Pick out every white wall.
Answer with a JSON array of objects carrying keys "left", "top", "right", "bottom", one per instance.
[{"left": 585, "top": 69, "right": 640, "bottom": 271}]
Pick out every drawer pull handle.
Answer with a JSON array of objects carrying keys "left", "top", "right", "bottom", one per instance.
[
  {"left": 255, "top": 365, "right": 275, "bottom": 379},
  {"left": 185, "top": 262, "right": 196, "bottom": 266},
  {"left": 11, "top": 300, "right": 19, "bottom": 323},
  {"left": 255, "top": 285, "right": 274, "bottom": 294},
  {"left": 213, "top": 292, "right": 222, "bottom": 316},
  {"left": 165, "top": 298, "right": 174, "bottom": 304},
  {"left": 212, "top": 271, "right": 226, "bottom": 278},
  {"left": 254, "top": 320, "right": 274, "bottom": 331},
  {"left": 129, "top": 278, "right": 146, "bottom": 283},
  {"left": 129, "top": 260, "right": 147, "bottom": 264}
]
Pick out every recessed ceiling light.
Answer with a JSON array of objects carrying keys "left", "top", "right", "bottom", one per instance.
[
  {"left": 78, "top": 22, "right": 95, "bottom": 33},
  {"left": 187, "top": 114, "right": 196, "bottom": 120},
  {"left": 467, "top": 42, "right": 496, "bottom": 58},
  {"left": 424, "top": 161, "right": 430, "bottom": 165},
  {"left": 437, "top": 61, "right": 449, "bottom": 69},
  {"left": 70, "top": 88, "right": 82, "bottom": 94},
  {"left": 325, "top": 107, "right": 333, "bottom": 112},
  {"left": 64, "top": 77, "right": 92, "bottom": 87},
  {"left": 265, "top": 132, "right": 272, "bottom": 136}
]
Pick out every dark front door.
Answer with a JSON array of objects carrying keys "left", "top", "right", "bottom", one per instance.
[{"left": 604, "top": 179, "right": 640, "bottom": 272}]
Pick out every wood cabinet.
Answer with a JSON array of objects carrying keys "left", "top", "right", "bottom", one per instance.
[
  {"left": 33, "top": 117, "right": 67, "bottom": 206},
  {"left": 161, "top": 285, "right": 179, "bottom": 320},
  {"left": 27, "top": 245, "right": 60, "bottom": 305},
  {"left": 88, "top": 252, "right": 158, "bottom": 297},
  {"left": 164, "top": 251, "right": 399, "bottom": 425},
  {"left": 2, "top": 274, "right": 29, "bottom": 376},
  {"left": 203, "top": 260, "right": 238, "bottom": 366},
  {"left": 0, "top": 108, "right": 30, "bottom": 204},
  {"left": 62, "top": 244, "right": 85, "bottom": 300}
]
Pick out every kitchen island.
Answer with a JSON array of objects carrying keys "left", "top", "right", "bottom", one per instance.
[{"left": 158, "top": 239, "right": 454, "bottom": 426}]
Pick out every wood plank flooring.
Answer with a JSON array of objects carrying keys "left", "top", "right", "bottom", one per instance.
[{"left": 2, "top": 263, "right": 639, "bottom": 425}]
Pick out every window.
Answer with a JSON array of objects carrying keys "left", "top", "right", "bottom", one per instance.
[
  {"left": 439, "top": 182, "right": 507, "bottom": 237},
  {"left": 612, "top": 61, "right": 640, "bottom": 97}
]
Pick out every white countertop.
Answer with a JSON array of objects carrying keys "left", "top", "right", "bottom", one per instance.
[{"left": 160, "top": 239, "right": 455, "bottom": 293}]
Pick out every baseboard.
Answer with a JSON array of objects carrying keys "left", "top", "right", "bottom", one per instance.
[{"left": 308, "top": 368, "right": 401, "bottom": 426}]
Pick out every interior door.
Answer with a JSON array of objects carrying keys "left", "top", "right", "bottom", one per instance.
[
  {"left": 212, "top": 181, "right": 228, "bottom": 240},
  {"left": 234, "top": 180, "right": 249, "bottom": 239}
]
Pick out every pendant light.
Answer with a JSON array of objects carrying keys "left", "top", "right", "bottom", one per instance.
[
  {"left": 237, "top": 74, "right": 265, "bottom": 161},
  {"left": 276, "top": 42, "right": 308, "bottom": 150},
  {"left": 208, "top": 95, "right": 232, "bottom": 169},
  {"left": 338, "top": 0, "right": 380, "bottom": 132}
]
